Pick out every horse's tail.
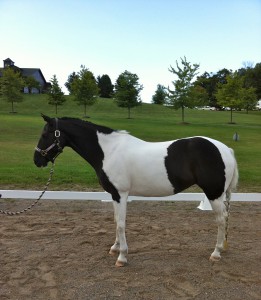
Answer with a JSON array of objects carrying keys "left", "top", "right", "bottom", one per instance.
[
  {"left": 227, "top": 148, "right": 239, "bottom": 197},
  {"left": 224, "top": 148, "right": 239, "bottom": 249}
]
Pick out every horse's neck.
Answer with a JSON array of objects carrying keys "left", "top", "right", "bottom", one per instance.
[{"left": 62, "top": 122, "right": 106, "bottom": 171}]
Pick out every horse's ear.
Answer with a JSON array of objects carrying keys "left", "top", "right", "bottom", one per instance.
[{"left": 41, "top": 113, "right": 52, "bottom": 124}]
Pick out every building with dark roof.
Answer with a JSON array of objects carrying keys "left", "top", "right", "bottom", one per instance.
[{"left": 0, "top": 58, "right": 50, "bottom": 93}]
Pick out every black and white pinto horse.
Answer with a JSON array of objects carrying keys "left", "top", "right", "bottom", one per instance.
[{"left": 34, "top": 115, "right": 238, "bottom": 267}]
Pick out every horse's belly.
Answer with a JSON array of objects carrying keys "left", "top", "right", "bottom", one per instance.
[
  {"left": 102, "top": 140, "right": 175, "bottom": 197},
  {"left": 128, "top": 168, "right": 174, "bottom": 197},
  {"left": 129, "top": 183, "right": 174, "bottom": 197}
]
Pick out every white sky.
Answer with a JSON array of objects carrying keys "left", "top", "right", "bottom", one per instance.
[{"left": 1, "top": 0, "right": 260, "bottom": 102}]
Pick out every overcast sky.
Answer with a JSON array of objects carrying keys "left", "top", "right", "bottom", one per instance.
[{"left": 1, "top": 0, "right": 260, "bottom": 102}]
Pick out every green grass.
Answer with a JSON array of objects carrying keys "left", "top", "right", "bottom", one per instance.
[{"left": 0, "top": 95, "right": 260, "bottom": 192}]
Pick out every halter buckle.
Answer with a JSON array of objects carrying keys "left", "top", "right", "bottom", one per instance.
[
  {"left": 41, "top": 149, "right": 48, "bottom": 157},
  {"left": 55, "top": 130, "right": 60, "bottom": 138}
]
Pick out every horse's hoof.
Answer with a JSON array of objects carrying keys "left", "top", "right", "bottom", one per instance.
[
  {"left": 115, "top": 260, "right": 126, "bottom": 267},
  {"left": 109, "top": 249, "right": 119, "bottom": 256},
  {"left": 209, "top": 255, "right": 221, "bottom": 262}
]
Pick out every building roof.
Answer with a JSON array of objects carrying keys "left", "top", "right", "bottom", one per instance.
[
  {"left": 1, "top": 58, "right": 48, "bottom": 86},
  {"left": 20, "top": 68, "right": 47, "bottom": 84},
  {"left": 3, "top": 58, "right": 14, "bottom": 64}
]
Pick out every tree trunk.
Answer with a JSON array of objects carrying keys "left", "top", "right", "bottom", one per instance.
[
  {"left": 11, "top": 101, "right": 14, "bottom": 113},
  {"left": 84, "top": 104, "right": 87, "bottom": 117},
  {"left": 128, "top": 106, "right": 131, "bottom": 119},
  {"left": 182, "top": 106, "right": 185, "bottom": 123},
  {"left": 55, "top": 104, "right": 58, "bottom": 114},
  {"left": 230, "top": 108, "right": 233, "bottom": 123}
]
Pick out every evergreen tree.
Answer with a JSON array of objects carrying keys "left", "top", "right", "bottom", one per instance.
[
  {"left": 0, "top": 67, "right": 25, "bottom": 113},
  {"left": 47, "top": 75, "right": 66, "bottom": 114},
  {"left": 152, "top": 84, "right": 167, "bottom": 104},
  {"left": 65, "top": 72, "right": 79, "bottom": 94},
  {"left": 114, "top": 70, "right": 143, "bottom": 119},
  {"left": 97, "top": 74, "right": 114, "bottom": 98}
]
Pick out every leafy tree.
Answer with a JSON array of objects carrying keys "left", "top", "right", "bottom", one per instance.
[
  {"left": 71, "top": 66, "right": 99, "bottom": 117},
  {"left": 152, "top": 84, "right": 167, "bottom": 105},
  {"left": 242, "top": 63, "right": 261, "bottom": 100},
  {"left": 24, "top": 76, "right": 41, "bottom": 93},
  {"left": 241, "top": 86, "right": 257, "bottom": 113},
  {"left": 167, "top": 56, "right": 200, "bottom": 123},
  {"left": 194, "top": 72, "right": 215, "bottom": 106},
  {"left": 47, "top": 75, "right": 66, "bottom": 114},
  {"left": 0, "top": 67, "right": 25, "bottom": 113},
  {"left": 215, "top": 73, "right": 256, "bottom": 123},
  {"left": 65, "top": 71, "right": 79, "bottom": 94},
  {"left": 215, "top": 68, "right": 231, "bottom": 84},
  {"left": 188, "top": 84, "right": 209, "bottom": 107},
  {"left": 194, "top": 68, "right": 231, "bottom": 108},
  {"left": 97, "top": 74, "right": 114, "bottom": 98},
  {"left": 114, "top": 70, "right": 143, "bottom": 118}
]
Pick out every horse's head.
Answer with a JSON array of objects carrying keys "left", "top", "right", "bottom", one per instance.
[{"left": 34, "top": 114, "right": 65, "bottom": 167}]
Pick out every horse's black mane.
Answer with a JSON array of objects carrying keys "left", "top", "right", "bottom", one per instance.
[{"left": 60, "top": 117, "right": 115, "bottom": 134}]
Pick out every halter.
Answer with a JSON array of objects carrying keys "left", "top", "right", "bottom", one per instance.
[{"left": 35, "top": 118, "right": 63, "bottom": 161}]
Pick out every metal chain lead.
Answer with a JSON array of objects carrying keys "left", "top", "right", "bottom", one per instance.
[{"left": 0, "top": 163, "right": 55, "bottom": 216}]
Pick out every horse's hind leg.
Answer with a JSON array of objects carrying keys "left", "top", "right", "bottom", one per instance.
[
  {"left": 209, "top": 194, "right": 228, "bottom": 261},
  {"left": 109, "top": 192, "right": 128, "bottom": 267}
]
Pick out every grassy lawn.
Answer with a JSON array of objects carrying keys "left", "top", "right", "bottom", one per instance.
[{"left": 0, "top": 95, "right": 260, "bottom": 192}]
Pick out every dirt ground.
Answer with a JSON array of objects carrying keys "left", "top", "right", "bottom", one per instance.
[{"left": 0, "top": 199, "right": 261, "bottom": 300}]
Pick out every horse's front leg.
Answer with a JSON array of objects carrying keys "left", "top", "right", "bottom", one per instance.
[
  {"left": 109, "top": 202, "right": 120, "bottom": 256},
  {"left": 109, "top": 192, "right": 128, "bottom": 267}
]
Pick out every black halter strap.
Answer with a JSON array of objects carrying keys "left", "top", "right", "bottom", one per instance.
[{"left": 35, "top": 118, "right": 63, "bottom": 161}]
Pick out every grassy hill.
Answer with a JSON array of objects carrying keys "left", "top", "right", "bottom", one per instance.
[{"left": 0, "top": 94, "right": 260, "bottom": 192}]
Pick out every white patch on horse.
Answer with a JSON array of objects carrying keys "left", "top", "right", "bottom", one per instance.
[{"left": 97, "top": 132, "right": 174, "bottom": 196}]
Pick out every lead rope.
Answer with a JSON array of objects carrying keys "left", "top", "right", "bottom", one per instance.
[{"left": 0, "top": 163, "right": 55, "bottom": 216}]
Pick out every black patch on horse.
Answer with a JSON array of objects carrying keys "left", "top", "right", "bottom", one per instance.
[
  {"left": 165, "top": 137, "right": 226, "bottom": 200},
  {"left": 60, "top": 117, "right": 115, "bottom": 135},
  {"left": 59, "top": 118, "right": 121, "bottom": 202},
  {"left": 98, "top": 170, "right": 121, "bottom": 202}
]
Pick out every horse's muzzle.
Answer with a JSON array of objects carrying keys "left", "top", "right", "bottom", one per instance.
[{"left": 34, "top": 153, "right": 48, "bottom": 168}]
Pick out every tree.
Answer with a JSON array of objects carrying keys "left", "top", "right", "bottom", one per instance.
[
  {"left": 47, "top": 75, "right": 66, "bottom": 114},
  {"left": 65, "top": 71, "right": 79, "bottom": 94},
  {"left": 167, "top": 57, "right": 200, "bottom": 123},
  {"left": 97, "top": 74, "right": 114, "bottom": 98},
  {"left": 188, "top": 84, "right": 209, "bottom": 107},
  {"left": 71, "top": 65, "right": 99, "bottom": 117},
  {"left": 242, "top": 63, "right": 261, "bottom": 100},
  {"left": 24, "top": 76, "right": 41, "bottom": 93},
  {"left": 114, "top": 70, "right": 143, "bottom": 118},
  {"left": 0, "top": 67, "right": 25, "bottom": 113},
  {"left": 152, "top": 84, "right": 167, "bottom": 105},
  {"left": 194, "top": 68, "right": 232, "bottom": 108},
  {"left": 215, "top": 73, "right": 256, "bottom": 123},
  {"left": 241, "top": 86, "right": 257, "bottom": 113},
  {"left": 237, "top": 65, "right": 259, "bottom": 113}
]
